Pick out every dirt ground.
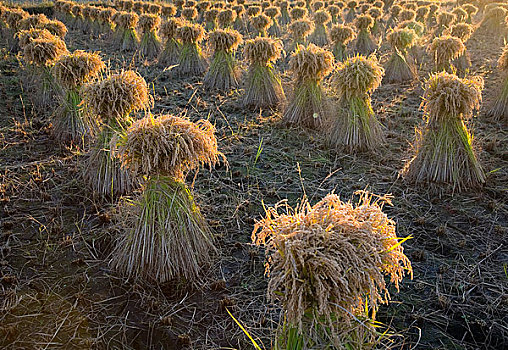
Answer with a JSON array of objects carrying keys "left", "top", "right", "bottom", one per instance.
[{"left": 1, "top": 6, "right": 507, "bottom": 350}]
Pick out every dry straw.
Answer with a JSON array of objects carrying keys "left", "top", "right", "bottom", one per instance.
[
  {"left": 242, "top": 37, "right": 285, "bottom": 109},
  {"left": 82, "top": 70, "right": 150, "bottom": 197},
  {"left": 118, "top": 12, "right": 140, "bottom": 51},
  {"left": 429, "top": 35, "right": 465, "bottom": 72},
  {"left": 288, "top": 18, "right": 314, "bottom": 51},
  {"left": 329, "top": 55, "right": 384, "bottom": 152},
  {"left": 43, "top": 19, "right": 67, "bottom": 39},
  {"left": 480, "top": 6, "right": 507, "bottom": 33},
  {"left": 354, "top": 14, "right": 378, "bottom": 56},
  {"left": 158, "top": 17, "right": 182, "bottom": 67},
  {"left": 18, "top": 13, "right": 49, "bottom": 31},
  {"left": 51, "top": 50, "right": 105, "bottom": 145},
  {"left": 114, "top": 114, "right": 223, "bottom": 179},
  {"left": 23, "top": 36, "right": 67, "bottom": 67},
  {"left": 329, "top": 24, "right": 356, "bottom": 61},
  {"left": 487, "top": 46, "right": 508, "bottom": 122},
  {"left": 17, "top": 28, "right": 54, "bottom": 49},
  {"left": 204, "top": 29, "right": 242, "bottom": 91},
  {"left": 264, "top": 6, "right": 281, "bottom": 37},
  {"left": 175, "top": 22, "right": 207, "bottom": 77},
  {"left": 402, "top": 72, "right": 485, "bottom": 192},
  {"left": 309, "top": 10, "right": 331, "bottom": 47},
  {"left": 204, "top": 8, "right": 219, "bottom": 30},
  {"left": 283, "top": 44, "right": 333, "bottom": 129},
  {"left": 138, "top": 14, "right": 162, "bottom": 59},
  {"left": 111, "top": 114, "right": 222, "bottom": 283},
  {"left": 253, "top": 192, "right": 412, "bottom": 348},
  {"left": 289, "top": 6, "right": 307, "bottom": 21},
  {"left": 384, "top": 28, "right": 418, "bottom": 83}
]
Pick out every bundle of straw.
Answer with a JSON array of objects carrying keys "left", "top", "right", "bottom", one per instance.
[
  {"left": 118, "top": 12, "right": 140, "bottom": 52},
  {"left": 279, "top": 0, "right": 291, "bottom": 26},
  {"left": 329, "top": 24, "right": 356, "bottom": 62},
  {"left": 242, "top": 37, "right": 285, "bottom": 109},
  {"left": 328, "top": 5, "right": 342, "bottom": 25},
  {"left": 402, "top": 72, "right": 485, "bottom": 192},
  {"left": 253, "top": 192, "right": 412, "bottom": 348},
  {"left": 463, "top": 4, "right": 478, "bottom": 24},
  {"left": 51, "top": 50, "right": 105, "bottom": 145},
  {"left": 368, "top": 7, "right": 384, "bottom": 37},
  {"left": 480, "top": 6, "right": 507, "bottom": 34},
  {"left": 264, "top": 6, "right": 281, "bottom": 37},
  {"left": 289, "top": 6, "right": 307, "bottom": 21},
  {"left": 329, "top": 55, "right": 384, "bottom": 152},
  {"left": 111, "top": 114, "right": 222, "bottom": 283},
  {"left": 283, "top": 44, "right": 333, "bottom": 129},
  {"left": 82, "top": 70, "right": 151, "bottom": 197},
  {"left": 450, "top": 23, "right": 474, "bottom": 77},
  {"left": 487, "top": 46, "right": 508, "bottom": 122},
  {"left": 354, "top": 14, "right": 378, "bottom": 56},
  {"left": 384, "top": 28, "right": 418, "bottom": 83},
  {"left": 175, "top": 22, "right": 208, "bottom": 77},
  {"left": 23, "top": 36, "right": 68, "bottom": 109},
  {"left": 204, "top": 29, "right": 242, "bottom": 91},
  {"left": 434, "top": 11, "right": 455, "bottom": 37},
  {"left": 138, "top": 14, "right": 162, "bottom": 59},
  {"left": 309, "top": 10, "right": 331, "bottom": 47},
  {"left": 158, "top": 17, "right": 182, "bottom": 67},
  {"left": 345, "top": 1, "right": 357, "bottom": 23}
]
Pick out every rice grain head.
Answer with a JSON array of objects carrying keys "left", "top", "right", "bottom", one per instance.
[
  {"left": 114, "top": 114, "right": 224, "bottom": 179},
  {"left": 335, "top": 55, "right": 384, "bottom": 100},
  {"left": 176, "top": 22, "right": 204, "bottom": 44},
  {"left": 423, "top": 71, "right": 483, "bottom": 122},
  {"left": 429, "top": 35, "right": 465, "bottom": 70},
  {"left": 17, "top": 28, "right": 55, "bottom": 49},
  {"left": 244, "top": 36, "right": 282, "bottom": 64},
  {"left": 289, "top": 43, "right": 334, "bottom": 82},
  {"left": 23, "top": 36, "right": 68, "bottom": 67},
  {"left": 209, "top": 28, "right": 242, "bottom": 53},
  {"left": 52, "top": 50, "right": 105, "bottom": 90},
  {"left": 387, "top": 27, "right": 417, "bottom": 51},
  {"left": 82, "top": 70, "right": 151, "bottom": 122},
  {"left": 253, "top": 192, "right": 412, "bottom": 340},
  {"left": 139, "top": 13, "right": 161, "bottom": 33},
  {"left": 329, "top": 24, "right": 356, "bottom": 44},
  {"left": 355, "top": 14, "right": 374, "bottom": 31}
]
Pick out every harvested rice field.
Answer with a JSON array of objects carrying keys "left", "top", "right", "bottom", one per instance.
[{"left": 0, "top": 0, "right": 507, "bottom": 349}]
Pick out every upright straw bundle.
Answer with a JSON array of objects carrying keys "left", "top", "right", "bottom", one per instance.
[
  {"left": 51, "top": 50, "right": 105, "bottom": 145},
  {"left": 217, "top": 8, "right": 236, "bottom": 29},
  {"left": 23, "top": 35, "right": 68, "bottom": 110},
  {"left": 242, "top": 37, "right": 285, "bottom": 109},
  {"left": 402, "top": 72, "right": 485, "bottom": 192},
  {"left": 329, "top": 24, "right": 356, "bottom": 62},
  {"left": 384, "top": 28, "right": 418, "bottom": 83},
  {"left": 354, "top": 14, "right": 378, "bottom": 56},
  {"left": 309, "top": 10, "right": 331, "bottom": 47},
  {"left": 487, "top": 46, "right": 508, "bottom": 122},
  {"left": 480, "top": 6, "right": 507, "bottom": 34},
  {"left": 450, "top": 23, "right": 474, "bottom": 77},
  {"left": 329, "top": 55, "right": 385, "bottom": 152},
  {"left": 264, "top": 6, "right": 281, "bottom": 37},
  {"left": 174, "top": 22, "right": 207, "bottom": 77},
  {"left": 118, "top": 12, "right": 140, "bottom": 52},
  {"left": 204, "top": 29, "right": 242, "bottom": 91},
  {"left": 253, "top": 192, "right": 412, "bottom": 348},
  {"left": 138, "top": 13, "right": 162, "bottom": 59},
  {"left": 250, "top": 13, "right": 271, "bottom": 37},
  {"left": 158, "top": 17, "right": 181, "bottom": 67},
  {"left": 111, "top": 114, "right": 223, "bottom": 283},
  {"left": 283, "top": 44, "right": 333, "bottom": 129},
  {"left": 82, "top": 70, "right": 151, "bottom": 197}
]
